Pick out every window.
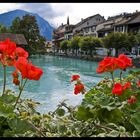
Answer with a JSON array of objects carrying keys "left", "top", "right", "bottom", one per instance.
[
  {"left": 116, "top": 27, "right": 120, "bottom": 32},
  {"left": 87, "top": 22, "right": 89, "bottom": 25},
  {"left": 120, "top": 26, "right": 123, "bottom": 32},
  {"left": 85, "top": 28, "right": 89, "bottom": 33},
  {"left": 116, "top": 26, "right": 123, "bottom": 32},
  {"left": 91, "top": 26, "right": 96, "bottom": 32}
]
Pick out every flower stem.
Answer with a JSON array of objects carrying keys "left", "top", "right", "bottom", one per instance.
[
  {"left": 120, "top": 70, "right": 122, "bottom": 83},
  {"left": 2, "top": 65, "right": 6, "bottom": 96},
  {"left": 110, "top": 72, "right": 115, "bottom": 87},
  {"left": 14, "top": 79, "right": 28, "bottom": 109}
]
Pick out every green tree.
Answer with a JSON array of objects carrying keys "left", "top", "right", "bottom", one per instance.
[
  {"left": 10, "top": 17, "right": 21, "bottom": 34},
  {"left": 60, "top": 40, "right": 70, "bottom": 55},
  {"left": 79, "top": 36, "right": 91, "bottom": 55},
  {"left": 136, "top": 28, "right": 140, "bottom": 45},
  {"left": 103, "top": 32, "right": 138, "bottom": 57},
  {"left": 68, "top": 36, "right": 80, "bottom": 56},
  {"left": 10, "top": 14, "right": 46, "bottom": 55},
  {"left": 0, "top": 24, "right": 11, "bottom": 33},
  {"left": 79, "top": 36, "right": 103, "bottom": 56}
]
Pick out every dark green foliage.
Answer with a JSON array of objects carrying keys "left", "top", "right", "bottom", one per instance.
[
  {"left": 10, "top": 15, "right": 46, "bottom": 55},
  {"left": 79, "top": 36, "right": 103, "bottom": 56},
  {"left": 60, "top": 40, "right": 70, "bottom": 55},
  {"left": 102, "top": 32, "right": 138, "bottom": 57}
]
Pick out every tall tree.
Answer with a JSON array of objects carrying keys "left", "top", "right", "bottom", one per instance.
[
  {"left": 10, "top": 14, "right": 46, "bottom": 55},
  {"left": 103, "top": 32, "right": 138, "bottom": 57},
  {"left": 68, "top": 36, "right": 80, "bottom": 56},
  {"left": 79, "top": 36, "right": 103, "bottom": 56},
  {"left": 10, "top": 17, "right": 21, "bottom": 34},
  {"left": 60, "top": 40, "right": 70, "bottom": 55}
]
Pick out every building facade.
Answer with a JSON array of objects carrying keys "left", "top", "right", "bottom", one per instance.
[
  {"left": 73, "top": 14, "right": 105, "bottom": 37},
  {"left": 52, "top": 17, "right": 75, "bottom": 53},
  {"left": 52, "top": 10, "right": 140, "bottom": 56}
]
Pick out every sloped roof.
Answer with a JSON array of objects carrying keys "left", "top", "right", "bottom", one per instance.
[
  {"left": 0, "top": 33, "right": 28, "bottom": 45},
  {"left": 126, "top": 13, "right": 140, "bottom": 24},
  {"left": 115, "top": 18, "right": 130, "bottom": 26},
  {"left": 75, "top": 14, "right": 103, "bottom": 27},
  {"left": 97, "top": 27, "right": 114, "bottom": 32},
  {"left": 115, "top": 12, "right": 140, "bottom": 25}
]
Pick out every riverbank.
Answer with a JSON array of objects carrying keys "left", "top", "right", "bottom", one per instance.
[
  {"left": 50, "top": 53, "right": 140, "bottom": 68},
  {"left": 31, "top": 52, "right": 140, "bottom": 68},
  {"left": 49, "top": 53, "right": 104, "bottom": 62}
]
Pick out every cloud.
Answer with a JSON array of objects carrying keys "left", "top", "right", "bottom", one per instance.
[
  {"left": 18, "top": 3, "right": 67, "bottom": 27},
  {"left": 19, "top": 3, "right": 61, "bottom": 18},
  {"left": 0, "top": 3, "right": 21, "bottom": 13},
  {"left": 1, "top": 3, "right": 140, "bottom": 28}
]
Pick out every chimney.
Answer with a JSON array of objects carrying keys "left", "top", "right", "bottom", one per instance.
[
  {"left": 61, "top": 23, "right": 63, "bottom": 26},
  {"left": 81, "top": 18, "right": 83, "bottom": 21},
  {"left": 136, "top": 10, "right": 138, "bottom": 13}
]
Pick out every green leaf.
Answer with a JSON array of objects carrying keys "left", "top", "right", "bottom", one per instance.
[
  {"left": 0, "top": 94, "right": 17, "bottom": 104},
  {"left": 133, "top": 130, "right": 140, "bottom": 137},
  {"left": 106, "top": 123, "right": 119, "bottom": 130},
  {"left": 76, "top": 106, "right": 93, "bottom": 121},
  {"left": 0, "top": 102, "right": 14, "bottom": 117},
  {"left": 107, "top": 130, "right": 119, "bottom": 137},
  {"left": 119, "top": 126, "right": 126, "bottom": 133},
  {"left": 99, "top": 98, "right": 116, "bottom": 111},
  {"left": 58, "top": 125, "right": 67, "bottom": 134},
  {"left": 102, "top": 108, "right": 123, "bottom": 123},
  {"left": 8, "top": 117, "right": 35, "bottom": 134},
  {"left": 130, "top": 112, "right": 140, "bottom": 132},
  {"left": 86, "top": 129, "right": 93, "bottom": 136},
  {"left": 3, "top": 129, "right": 15, "bottom": 137},
  {"left": 56, "top": 108, "right": 65, "bottom": 117},
  {"left": 97, "top": 133, "right": 106, "bottom": 137}
]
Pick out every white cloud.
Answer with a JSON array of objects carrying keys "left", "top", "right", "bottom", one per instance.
[
  {"left": 0, "top": 3, "right": 21, "bottom": 13},
  {"left": 0, "top": 3, "right": 140, "bottom": 28},
  {"left": 50, "top": 3, "right": 140, "bottom": 27}
]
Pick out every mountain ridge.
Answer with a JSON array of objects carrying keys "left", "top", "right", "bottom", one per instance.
[{"left": 0, "top": 9, "right": 54, "bottom": 41}]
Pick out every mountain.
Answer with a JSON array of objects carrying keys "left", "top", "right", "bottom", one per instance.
[{"left": 0, "top": 9, "right": 54, "bottom": 41}]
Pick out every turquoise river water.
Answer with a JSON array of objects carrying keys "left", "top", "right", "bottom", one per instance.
[{"left": 0, "top": 55, "right": 133, "bottom": 113}]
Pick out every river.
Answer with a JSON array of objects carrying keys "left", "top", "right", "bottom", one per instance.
[{"left": 0, "top": 55, "right": 133, "bottom": 113}]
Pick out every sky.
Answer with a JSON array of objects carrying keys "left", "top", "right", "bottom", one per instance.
[{"left": 0, "top": 3, "right": 140, "bottom": 28}]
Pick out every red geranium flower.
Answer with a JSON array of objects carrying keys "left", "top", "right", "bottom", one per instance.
[
  {"left": 74, "top": 83, "right": 85, "bottom": 95},
  {"left": 123, "top": 82, "right": 131, "bottom": 90},
  {"left": 137, "top": 80, "right": 140, "bottom": 87},
  {"left": 71, "top": 75, "right": 80, "bottom": 82},
  {"left": 118, "top": 54, "right": 132, "bottom": 69},
  {"left": 26, "top": 63, "right": 43, "bottom": 80},
  {"left": 15, "top": 57, "right": 43, "bottom": 80},
  {"left": 127, "top": 96, "right": 136, "bottom": 104},
  {"left": 14, "top": 57, "right": 28, "bottom": 78},
  {"left": 112, "top": 83, "right": 123, "bottom": 96},
  {"left": 13, "top": 78, "right": 20, "bottom": 86},
  {"left": 15, "top": 47, "right": 28, "bottom": 58},
  {"left": 0, "top": 38, "right": 17, "bottom": 66},
  {"left": 96, "top": 57, "right": 119, "bottom": 74},
  {"left": 12, "top": 70, "right": 19, "bottom": 78}
]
